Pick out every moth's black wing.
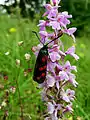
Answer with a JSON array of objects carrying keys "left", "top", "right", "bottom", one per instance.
[{"left": 33, "top": 45, "right": 48, "bottom": 83}]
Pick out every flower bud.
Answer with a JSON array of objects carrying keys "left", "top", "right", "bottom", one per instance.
[
  {"left": 5, "top": 51, "right": 10, "bottom": 56},
  {"left": 16, "top": 59, "right": 20, "bottom": 66},
  {"left": 18, "top": 41, "right": 24, "bottom": 46},
  {"left": 1, "top": 100, "right": 7, "bottom": 107},
  {"left": 10, "top": 86, "right": 16, "bottom": 94},
  {"left": 50, "top": 0, "right": 61, "bottom": 5},
  {"left": 25, "top": 53, "right": 31, "bottom": 61}
]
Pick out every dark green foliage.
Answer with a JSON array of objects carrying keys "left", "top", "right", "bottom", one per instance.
[
  {"left": 60, "top": 0, "right": 90, "bottom": 35},
  {"left": 2, "top": 0, "right": 90, "bottom": 35},
  {"left": 42, "top": 0, "right": 90, "bottom": 35}
]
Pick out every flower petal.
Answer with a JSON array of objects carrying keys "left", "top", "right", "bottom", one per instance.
[
  {"left": 49, "top": 51, "right": 61, "bottom": 62},
  {"left": 47, "top": 75, "right": 55, "bottom": 87},
  {"left": 48, "top": 102, "right": 54, "bottom": 114},
  {"left": 59, "top": 71, "right": 69, "bottom": 81}
]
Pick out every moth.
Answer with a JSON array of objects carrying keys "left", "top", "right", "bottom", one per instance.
[{"left": 32, "top": 31, "right": 63, "bottom": 84}]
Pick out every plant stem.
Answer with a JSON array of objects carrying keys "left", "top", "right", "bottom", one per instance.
[{"left": 15, "top": 79, "right": 24, "bottom": 120}]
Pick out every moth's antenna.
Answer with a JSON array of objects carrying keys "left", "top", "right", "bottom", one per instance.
[
  {"left": 32, "top": 31, "right": 44, "bottom": 45},
  {"left": 32, "top": 31, "right": 40, "bottom": 41},
  {"left": 46, "top": 31, "right": 63, "bottom": 46}
]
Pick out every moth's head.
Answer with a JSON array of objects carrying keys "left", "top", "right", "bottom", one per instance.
[{"left": 40, "top": 45, "right": 48, "bottom": 54}]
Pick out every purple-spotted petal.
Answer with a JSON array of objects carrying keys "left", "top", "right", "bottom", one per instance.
[
  {"left": 49, "top": 51, "right": 61, "bottom": 62},
  {"left": 44, "top": 4, "right": 52, "bottom": 11},
  {"left": 69, "top": 73, "right": 78, "bottom": 87},
  {"left": 64, "top": 61, "right": 71, "bottom": 71},
  {"left": 71, "top": 53, "right": 79, "bottom": 60},
  {"left": 47, "top": 75, "right": 55, "bottom": 87},
  {"left": 59, "top": 71, "right": 69, "bottom": 81},
  {"left": 63, "top": 28, "right": 77, "bottom": 41},
  {"left": 66, "top": 46, "right": 79, "bottom": 60},
  {"left": 47, "top": 61, "right": 56, "bottom": 73},
  {"left": 39, "top": 31, "right": 48, "bottom": 37},
  {"left": 71, "top": 66, "right": 77, "bottom": 72},
  {"left": 66, "top": 89, "right": 75, "bottom": 101},
  {"left": 62, "top": 11, "right": 72, "bottom": 18},
  {"left": 49, "top": 21, "right": 61, "bottom": 30},
  {"left": 56, "top": 81, "right": 60, "bottom": 90},
  {"left": 63, "top": 103, "right": 73, "bottom": 113},
  {"left": 61, "top": 91, "right": 70, "bottom": 102},
  {"left": 66, "top": 46, "right": 75, "bottom": 54},
  {"left": 48, "top": 102, "right": 55, "bottom": 114},
  {"left": 67, "top": 28, "right": 77, "bottom": 35},
  {"left": 51, "top": 0, "right": 61, "bottom": 5}
]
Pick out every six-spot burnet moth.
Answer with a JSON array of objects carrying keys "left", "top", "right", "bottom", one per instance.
[{"left": 32, "top": 31, "right": 63, "bottom": 84}]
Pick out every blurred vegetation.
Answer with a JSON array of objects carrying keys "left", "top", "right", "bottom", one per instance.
[
  {"left": 61, "top": 0, "right": 90, "bottom": 36},
  {"left": 19, "top": 0, "right": 90, "bottom": 36},
  {"left": 0, "top": 0, "right": 90, "bottom": 120},
  {"left": 1, "top": 0, "right": 90, "bottom": 35},
  {"left": 0, "top": 14, "right": 45, "bottom": 120}
]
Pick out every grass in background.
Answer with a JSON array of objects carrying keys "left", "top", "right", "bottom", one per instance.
[
  {"left": 0, "top": 13, "right": 90, "bottom": 120},
  {"left": 0, "top": 14, "right": 45, "bottom": 120}
]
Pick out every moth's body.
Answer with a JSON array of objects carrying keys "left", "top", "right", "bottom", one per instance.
[
  {"left": 33, "top": 45, "right": 48, "bottom": 83},
  {"left": 32, "top": 30, "right": 63, "bottom": 84}
]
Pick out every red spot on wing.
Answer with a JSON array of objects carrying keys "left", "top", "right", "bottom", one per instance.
[
  {"left": 39, "top": 66, "right": 47, "bottom": 71},
  {"left": 37, "top": 77, "right": 40, "bottom": 80},
  {"left": 42, "top": 57, "right": 46, "bottom": 62},
  {"left": 42, "top": 56, "right": 48, "bottom": 63},
  {"left": 41, "top": 73, "right": 45, "bottom": 77},
  {"left": 43, "top": 65, "right": 46, "bottom": 70},
  {"left": 39, "top": 67, "right": 43, "bottom": 71}
]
